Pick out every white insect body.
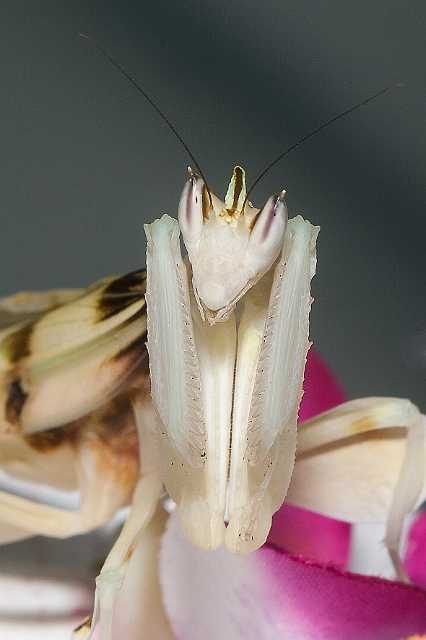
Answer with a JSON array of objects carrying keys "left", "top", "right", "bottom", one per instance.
[
  {"left": 0, "top": 167, "right": 425, "bottom": 640},
  {"left": 145, "top": 166, "right": 316, "bottom": 552}
]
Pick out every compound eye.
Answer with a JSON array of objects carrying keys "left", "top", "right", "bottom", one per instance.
[
  {"left": 178, "top": 168, "right": 209, "bottom": 247},
  {"left": 248, "top": 190, "right": 288, "bottom": 275}
]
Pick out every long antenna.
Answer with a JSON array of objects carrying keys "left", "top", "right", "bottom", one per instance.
[
  {"left": 79, "top": 33, "right": 212, "bottom": 202},
  {"left": 246, "top": 84, "right": 399, "bottom": 201}
]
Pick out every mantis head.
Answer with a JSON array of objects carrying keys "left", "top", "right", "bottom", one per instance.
[{"left": 178, "top": 166, "right": 288, "bottom": 322}]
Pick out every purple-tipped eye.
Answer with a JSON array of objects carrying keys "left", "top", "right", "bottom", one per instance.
[
  {"left": 178, "top": 168, "right": 208, "bottom": 246},
  {"left": 247, "top": 190, "right": 288, "bottom": 276}
]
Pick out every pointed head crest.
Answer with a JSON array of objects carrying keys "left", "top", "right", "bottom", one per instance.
[
  {"left": 222, "top": 166, "right": 247, "bottom": 221},
  {"left": 178, "top": 165, "right": 288, "bottom": 323}
]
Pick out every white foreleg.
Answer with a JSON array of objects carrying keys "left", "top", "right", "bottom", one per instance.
[{"left": 89, "top": 474, "right": 163, "bottom": 640}]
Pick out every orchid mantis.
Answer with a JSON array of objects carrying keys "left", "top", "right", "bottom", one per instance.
[{"left": 0, "top": 166, "right": 425, "bottom": 640}]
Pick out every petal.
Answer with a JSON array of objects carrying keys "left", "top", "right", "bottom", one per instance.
[
  {"left": 160, "top": 511, "right": 426, "bottom": 640},
  {"left": 267, "top": 350, "right": 350, "bottom": 566},
  {"left": 405, "top": 509, "right": 426, "bottom": 589},
  {"left": 268, "top": 503, "right": 350, "bottom": 567},
  {"left": 349, "top": 522, "right": 398, "bottom": 579},
  {"left": 299, "top": 349, "right": 345, "bottom": 423}
]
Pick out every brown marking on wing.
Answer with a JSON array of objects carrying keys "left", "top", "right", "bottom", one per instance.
[
  {"left": 5, "top": 378, "right": 29, "bottom": 426},
  {"left": 82, "top": 392, "right": 146, "bottom": 497},
  {"left": 97, "top": 269, "right": 147, "bottom": 322},
  {"left": 24, "top": 421, "right": 80, "bottom": 452},
  {"left": 22, "top": 386, "right": 145, "bottom": 499},
  {"left": 107, "top": 309, "right": 149, "bottom": 394},
  {"left": 22, "top": 384, "right": 145, "bottom": 454},
  {"left": 1, "top": 319, "right": 33, "bottom": 430},
  {"left": 2, "top": 322, "right": 33, "bottom": 363},
  {"left": 91, "top": 393, "right": 137, "bottom": 445},
  {"left": 113, "top": 326, "right": 148, "bottom": 368}
]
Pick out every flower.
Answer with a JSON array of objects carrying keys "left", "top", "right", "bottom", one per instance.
[
  {"left": 85, "top": 350, "right": 426, "bottom": 640},
  {"left": 405, "top": 509, "right": 426, "bottom": 590}
]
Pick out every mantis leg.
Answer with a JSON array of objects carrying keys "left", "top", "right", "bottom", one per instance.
[
  {"left": 89, "top": 393, "right": 164, "bottom": 640},
  {"left": 89, "top": 474, "right": 163, "bottom": 640},
  {"left": 288, "top": 397, "right": 426, "bottom": 580}
]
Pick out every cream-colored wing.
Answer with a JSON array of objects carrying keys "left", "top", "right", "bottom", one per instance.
[
  {"left": 0, "top": 270, "right": 148, "bottom": 434},
  {"left": 0, "top": 287, "right": 83, "bottom": 328}
]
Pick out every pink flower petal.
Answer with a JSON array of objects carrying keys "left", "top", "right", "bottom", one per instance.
[
  {"left": 299, "top": 349, "right": 345, "bottom": 423},
  {"left": 268, "top": 503, "right": 351, "bottom": 567},
  {"left": 405, "top": 510, "right": 426, "bottom": 590},
  {"left": 161, "top": 511, "right": 426, "bottom": 640},
  {"left": 267, "top": 350, "right": 350, "bottom": 567}
]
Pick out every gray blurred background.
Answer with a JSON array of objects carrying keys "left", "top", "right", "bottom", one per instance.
[
  {"left": 1, "top": 0, "right": 425, "bottom": 404},
  {"left": 0, "top": 0, "right": 425, "bottom": 626}
]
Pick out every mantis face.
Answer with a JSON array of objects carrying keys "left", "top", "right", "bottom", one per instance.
[
  {"left": 178, "top": 166, "right": 288, "bottom": 323},
  {"left": 145, "top": 166, "right": 319, "bottom": 553}
]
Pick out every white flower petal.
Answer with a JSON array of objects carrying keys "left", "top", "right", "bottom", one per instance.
[{"left": 160, "top": 510, "right": 426, "bottom": 640}]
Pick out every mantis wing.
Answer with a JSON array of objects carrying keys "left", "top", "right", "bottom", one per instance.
[
  {"left": 0, "top": 270, "right": 148, "bottom": 434},
  {"left": 0, "top": 274, "right": 147, "bottom": 543}
]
